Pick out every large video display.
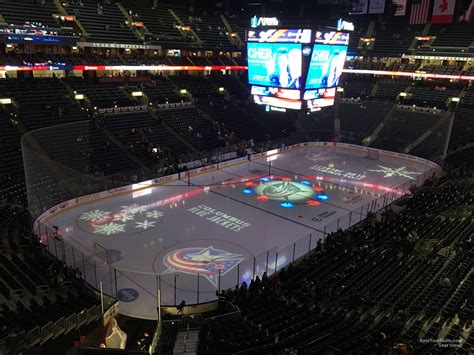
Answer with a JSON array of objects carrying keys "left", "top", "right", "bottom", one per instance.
[
  {"left": 247, "top": 42, "right": 302, "bottom": 89},
  {"left": 305, "top": 44, "right": 347, "bottom": 90}
]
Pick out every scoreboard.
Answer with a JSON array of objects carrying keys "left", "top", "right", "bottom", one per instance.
[{"left": 246, "top": 28, "right": 349, "bottom": 112}]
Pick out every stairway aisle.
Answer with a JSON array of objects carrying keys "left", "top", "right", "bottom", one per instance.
[{"left": 173, "top": 329, "right": 199, "bottom": 355}]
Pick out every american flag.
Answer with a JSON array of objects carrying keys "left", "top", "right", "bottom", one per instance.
[{"left": 410, "top": 0, "right": 432, "bottom": 24}]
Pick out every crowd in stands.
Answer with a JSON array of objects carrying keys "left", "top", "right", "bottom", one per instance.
[
  {"left": 200, "top": 177, "right": 474, "bottom": 354},
  {"left": 337, "top": 73, "right": 474, "bottom": 163},
  {"left": 0, "top": 1, "right": 473, "bottom": 353},
  {"left": 0, "top": 70, "right": 472, "bottom": 218},
  {"left": 0, "top": 0, "right": 472, "bottom": 55},
  {"left": 0, "top": 203, "right": 101, "bottom": 353}
]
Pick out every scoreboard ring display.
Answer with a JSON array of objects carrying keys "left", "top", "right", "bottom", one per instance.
[{"left": 246, "top": 27, "right": 349, "bottom": 112}]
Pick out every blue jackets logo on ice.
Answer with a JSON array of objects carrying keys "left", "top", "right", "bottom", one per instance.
[{"left": 163, "top": 246, "right": 244, "bottom": 287}]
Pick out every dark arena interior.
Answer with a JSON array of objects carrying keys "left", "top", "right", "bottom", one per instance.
[{"left": 0, "top": 0, "right": 473, "bottom": 354}]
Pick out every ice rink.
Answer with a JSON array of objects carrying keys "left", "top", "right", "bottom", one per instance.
[{"left": 40, "top": 143, "right": 438, "bottom": 319}]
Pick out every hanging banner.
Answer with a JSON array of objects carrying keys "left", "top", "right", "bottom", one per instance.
[
  {"left": 369, "top": 0, "right": 386, "bottom": 13},
  {"left": 432, "top": 0, "right": 456, "bottom": 23},
  {"left": 352, "top": 0, "right": 369, "bottom": 14},
  {"left": 393, "top": 0, "right": 407, "bottom": 15}
]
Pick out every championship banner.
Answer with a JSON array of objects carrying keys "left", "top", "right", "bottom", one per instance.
[
  {"left": 432, "top": 0, "right": 456, "bottom": 23},
  {"left": 352, "top": 0, "right": 369, "bottom": 14},
  {"left": 393, "top": 0, "right": 407, "bottom": 15},
  {"left": 369, "top": 0, "right": 386, "bottom": 13}
]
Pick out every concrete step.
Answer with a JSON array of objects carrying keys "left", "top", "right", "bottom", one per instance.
[
  {"left": 173, "top": 347, "right": 197, "bottom": 354},
  {"left": 173, "top": 329, "right": 200, "bottom": 355},
  {"left": 176, "top": 334, "right": 199, "bottom": 341},
  {"left": 175, "top": 342, "right": 198, "bottom": 347},
  {"left": 174, "top": 341, "right": 198, "bottom": 349},
  {"left": 174, "top": 343, "right": 198, "bottom": 349}
]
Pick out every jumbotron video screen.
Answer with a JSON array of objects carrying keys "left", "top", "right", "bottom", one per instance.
[{"left": 246, "top": 28, "right": 349, "bottom": 112}]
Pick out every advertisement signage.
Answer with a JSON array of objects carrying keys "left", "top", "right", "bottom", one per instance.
[
  {"left": 253, "top": 95, "right": 302, "bottom": 110},
  {"left": 247, "top": 29, "right": 312, "bottom": 43},
  {"left": 303, "top": 87, "right": 336, "bottom": 100},
  {"left": 305, "top": 44, "right": 347, "bottom": 90},
  {"left": 250, "top": 16, "right": 279, "bottom": 28},
  {"left": 307, "top": 97, "right": 335, "bottom": 111},
  {"left": 251, "top": 85, "right": 301, "bottom": 100},
  {"left": 247, "top": 42, "right": 302, "bottom": 89},
  {"left": 314, "top": 31, "right": 350, "bottom": 46}
]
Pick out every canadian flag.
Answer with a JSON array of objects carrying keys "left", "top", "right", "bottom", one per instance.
[{"left": 432, "top": 0, "right": 456, "bottom": 23}]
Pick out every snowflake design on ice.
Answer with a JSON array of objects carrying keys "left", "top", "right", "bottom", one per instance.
[
  {"left": 135, "top": 220, "right": 156, "bottom": 230},
  {"left": 113, "top": 213, "right": 135, "bottom": 223},
  {"left": 146, "top": 210, "right": 164, "bottom": 219},
  {"left": 120, "top": 204, "right": 147, "bottom": 215},
  {"left": 368, "top": 165, "right": 422, "bottom": 180},
  {"left": 79, "top": 210, "right": 111, "bottom": 221},
  {"left": 93, "top": 222, "right": 126, "bottom": 236}
]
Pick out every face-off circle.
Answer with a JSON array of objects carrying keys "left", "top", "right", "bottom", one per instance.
[
  {"left": 242, "top": 176, "right": 329, "bottom": 207},
  {"left": 76, "top": 203, "right": 164, "bottom": 236}
]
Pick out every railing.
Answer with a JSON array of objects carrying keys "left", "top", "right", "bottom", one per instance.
[
  {"left": 203, "top": 310, "right": 241, "bottom": 325},
  {"left": 1, "top": 304, "right": 106, "bottom": 354},
  {"left": 53, "top": 317, "right": 66, "bottom": 338},
  {"left": 87, "top": 304, "right": 101, "bottom": 324},
  {"left": 162, "top": 319, "right": 183, "bottom": 330},
  {"left": 26, "top": 326, "right": 41, "bottom": 347},
  {"left": 40, "top": 322, "right": 54, "bottom": 343},
  {"left": 182, "top": 314, "right": 203, "bottom": 329},
  {"left": 149, "top": 321, "right": 162, "bottom": 354},
  {"left": 77, "top": 308, "right": 88, "bottom": 327},
  {"left": 65, "top": 314, "right": 77, "bottom": 333},
  {"left": 0, "top": 331, "right": 26, "bottom": 355}
]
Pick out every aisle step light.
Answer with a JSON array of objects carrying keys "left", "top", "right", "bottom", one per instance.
[{"left": 132, "top": 91, "right": 143, "bottom": 97}]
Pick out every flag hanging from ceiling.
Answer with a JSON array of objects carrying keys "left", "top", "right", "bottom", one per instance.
[
  {"left": 393, "top": 0, "right": 408, "bottom": 15},
  {"left": 353, "top": 0, "right": 369, "bottom": 14},
  {"left": 458, "top": 0, "right": 474, "bottom": 21},
  {"left": 410, "top": 0, "right": 431, "bottom": 24},
  {"left": 432, "top": 0, "right": 456, "bottom": 23}
]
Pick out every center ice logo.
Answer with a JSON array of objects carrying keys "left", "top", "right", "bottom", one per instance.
[
  {"left": 243, "top": 177, "right": 329, "bottom": 207},
  {"left": 258, "top": 180, "right": 311, "bottom": 200},
  {"left": 162, "top": 246, "right": 244, "bottom": 288}
]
